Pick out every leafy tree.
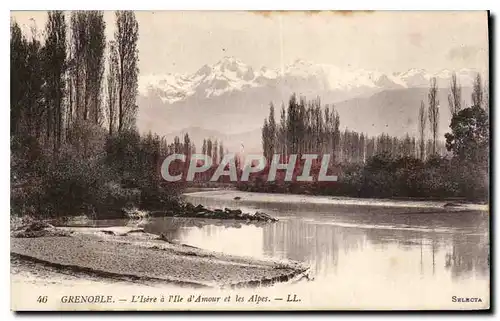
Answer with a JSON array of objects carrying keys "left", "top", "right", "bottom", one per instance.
[
  {"left": 43, "top": 10, "right": 67, "bottom": 153},
  {"left": 11, "top": 10, "right": 191, "bottom": 220},
  {"left": 483, "top": 80, "right": 489, "bottom": 114},
  {"left": 332, "top": 109, "right": 340, "bottom": 160},
  {"left": 471, "top": 73, "right": 483, "bottom": 109},
  {"left": 278, "top": 103, "right": 287, "bottom": 158},
  {"left": 212, "top": 139, "right": 218, "bottom": 165},
  {"left": 262, "top": 118, "right": 270, "bottom": 161},
  {"left": 69, "top": 11, "right": 88, "bottom": 122},
  {"left": 445, "top": 105, "right": 489, "bottom": 166},
  {"left": 173, "top": 136, "right": 182, "bottom": 153},
  {"left": 183, "top": 133, "right": 192, "bottom": 157},
  {"left": 219, "top": 141, "right": 224, "bottom": 163},
  {"left": 202, "top": 139, "right": 207, "bottom": 155},
  {"left": 428, "top": 77, "right": 439, "bottom": 155},
  {"left": 448, "top": 72, "right": 462, "bottom": 116},
  {"left": 106, "top": 40, "right": 119, "bottom": 136},
  {"left": 10, "top": 21, "right": 25, "bottom": 136},
  {"left": 267, "top": 103, "right": 277, "bottom": 157},
  {"left": 85, "top": 11, "right": 106, "bottom": 125},
  {"left": 286, "top": 94, "right": 299, "bottom": 154},
  {"left": 418, "top": 100, "right": 427, "bottom": 160},
  {"left": 206, "top": 138, "right": 212, "bottom": 157},
  {"left": 115, "top": 11, "right": 139, "bottom": 132}
]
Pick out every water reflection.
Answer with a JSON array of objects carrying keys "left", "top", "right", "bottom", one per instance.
[
  {"left": 138, "top": 198, "right": 488, "bottom": 285},
  {"left": 73, "top": 192, "right": 489, "bottom": 298},
  {"left": 445, "top": 233, "right": 489, "bottom": 280},
  {"left": 185, "top": 193, "right": 488, "bottom": 279}
]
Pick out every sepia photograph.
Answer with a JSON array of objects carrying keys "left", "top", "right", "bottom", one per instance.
[{"left": 9, "top": 10, "right": 490, "bottom": 311}]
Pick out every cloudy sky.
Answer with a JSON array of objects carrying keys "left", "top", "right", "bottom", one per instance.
[{"left": 11, "top": 11, "right": 489, "bottom": 76}]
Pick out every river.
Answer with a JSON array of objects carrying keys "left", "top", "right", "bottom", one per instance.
[
  {"left": 15, "top": 190, "right": 489, "bottom": 310},
  {"left": 177, "top": 191, "right": 490, "bottom": 309}
]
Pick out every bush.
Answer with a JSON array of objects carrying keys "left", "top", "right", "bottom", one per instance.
[
  {"left": 11, "top": 128, "right": 185, "bottom": 219},
  {"left": 235, "top": 153, "right": 488, "bottom": 201},
  {"left": 39, "top": 153, "right": 111, "bottom": 217}
]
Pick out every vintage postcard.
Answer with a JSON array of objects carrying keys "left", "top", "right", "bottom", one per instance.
[{"left": 10, "top": 10, "right": 490, "bottom": 311}]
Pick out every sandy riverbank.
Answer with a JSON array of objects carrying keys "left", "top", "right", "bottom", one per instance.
[{"left": 10, "top": 225, "right": 309, "bottom": 288}]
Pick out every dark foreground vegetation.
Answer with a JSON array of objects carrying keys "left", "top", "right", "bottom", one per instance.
[
  {"left": 10, "top": 11, "right": 187, "bottom": 220},
  {"left": 10, "top": 10, "right": 274, "bottom": 222}
]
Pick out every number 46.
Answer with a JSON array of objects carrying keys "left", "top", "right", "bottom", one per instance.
[{"left": 37, "top": 296, "right": 48, "bottom": 303}]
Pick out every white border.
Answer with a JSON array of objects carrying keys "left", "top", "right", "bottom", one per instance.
[
  {"left": 1, "top": 1, "right": 497, "bottom": 320},
  {"left": 3, "top": 2, "right": 496, "bottom": 10}
]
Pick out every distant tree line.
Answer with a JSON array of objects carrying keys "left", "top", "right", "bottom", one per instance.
[
  {"left": 245, "top": 73, "right": 489, "bottom": 201},
  {"left": 261, "top": 94, "right": 447, "bottom": 165},
  {"left": 201, "top": 138, "right": 227, "bottom": 165}
]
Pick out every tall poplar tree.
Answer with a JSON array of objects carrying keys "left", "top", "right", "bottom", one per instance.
[
  {"left": 43, "top": 10, "right": 67, "bottom": 153},
  {"left": 418, "top": 101, "right": 427, "bottom": 160},
  {"left": 428, "top": 77, "right": 439, "bottom": 155},
  {"left": 85, "top": 11, "right": 106, "bottom": 125},
  {"left": 115, "top": 11, "right": 139, "bottom": 132}
]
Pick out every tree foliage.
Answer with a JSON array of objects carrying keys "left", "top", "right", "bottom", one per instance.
[
  {"left": 445, "top": 105, "right": 489, "bottom": 166},
  {"left": 448, "top": 72, "right": 462, "bottom": 116},
  {"left": 115, "top": 11, "right": 139, "bottom": 132},
  {"left": 472, "top": 73, "right": 484, "bottom": 109},
  {"left": 428, "top": 77, "right": 439, "bottom": 155},
  {"left": 10, "top": 11, "right": 185, "bottom": 219},
  {"left": 252, "top": 92, "right": 488, "bottom": 201},
  {"left": 43, "top": 11, "right": 67, "bottom": 154},
  {"left": 418, "top": 100, "right": 427, "bottom": 160}
]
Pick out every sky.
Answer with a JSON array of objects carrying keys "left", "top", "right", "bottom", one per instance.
[{"left": 11, "top": 11, "right": 489, "bottom": 76}]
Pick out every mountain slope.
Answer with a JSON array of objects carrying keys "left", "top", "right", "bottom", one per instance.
[
  {"left": 334, "top": 87, "right": 474, "bottom": 138},
  {"left": 145, "top": 87, "right": 474, "bottom": 154},
  {"left": 139, "top": 56, "right": 479, "bottom": 105},
  {"left": 137, "top": 57, "right": 482, "bottom": 150}
]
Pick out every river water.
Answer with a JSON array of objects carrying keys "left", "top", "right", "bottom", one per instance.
[
  {"left": 179, "top": 191, "right": 489, "bottom": 309},
  {"left": 45, "top": 190, "right": 489, "bottom": 310}
]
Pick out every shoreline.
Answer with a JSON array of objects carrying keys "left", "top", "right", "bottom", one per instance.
[
  {"left": 183, "top": 190, "right": 489, "bottom": 212},
  {"left": 11, "top": 225, "right": 309, "bottom": 289}
]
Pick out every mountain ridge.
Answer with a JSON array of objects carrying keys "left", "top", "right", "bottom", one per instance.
[
  {"left": 148, "top": 87, "right": 475, "bottom": 154},
  {"left": 139, "top": 56, "right": 481, "bottom": 105},
  {"left": 136, "top": 57, "right": 484, "bottom": 151}
]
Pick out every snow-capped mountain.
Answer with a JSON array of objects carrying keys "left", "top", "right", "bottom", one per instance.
[
  {"left": 136, "top": 56, "right": 484, "bottom": 146},
  {"left": 139, "top": 56, "right": 480, "bottom": 104},
  {"left": 396, "top": 67, "right": 477, "bottom": 88},
  {"left": 140, "top": 57, "right": 276, "bottom": 104}
]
